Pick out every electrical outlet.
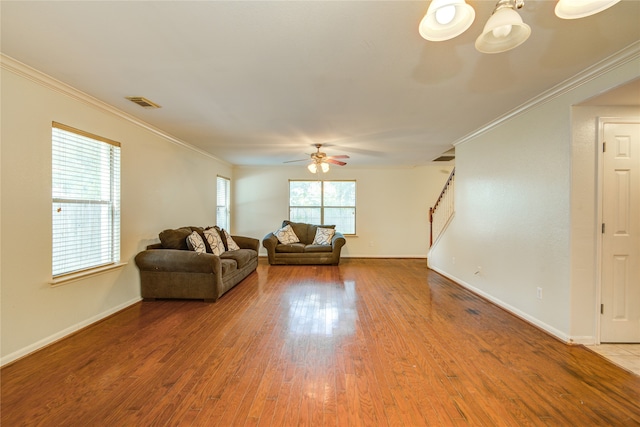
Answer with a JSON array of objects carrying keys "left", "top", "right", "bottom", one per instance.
[{"left": 537, "top": 287, "right": 543, "bottom": 299}]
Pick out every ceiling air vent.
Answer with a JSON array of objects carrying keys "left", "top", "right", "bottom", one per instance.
[
  {"left": 126, "top": 96, "right": 161, "bottom": 109},
  {"left": 433, "top": 148, "right": 455, "bottom": 162},
  {"left": 433, "top": 155, "right": 455, "bottom": 162}
]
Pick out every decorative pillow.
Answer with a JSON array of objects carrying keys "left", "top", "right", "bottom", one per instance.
[
  {"left": 212, "top": 226, "right": 229, "bottom": 251},
  {"left": 186, "top": 231, "right": 207, "bottom": 254},
  {"left": 187, "top": 226, "right": 213, "bottom": 253},
  {"left": 312, "top": 227, "right": 336, "bottom": 245},
  {"left": 204, "top": 228, "right": 226, "bottom": 255},
  {"left": 274, "top": 224, "right": 300, "bottom": 244},
  {"left": 222, "top": 229, "right": 240, "bottom": 251}
]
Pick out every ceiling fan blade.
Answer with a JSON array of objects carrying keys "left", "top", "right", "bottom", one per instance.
[
  {"left": 325, "top": 159, "right": 347, "bottom": 166},
  {"left": 326, "top": 154, "right": 350, "bottom": 159},
  {"left": 283, "top": 158, "right": 309, "bottom": 163}
]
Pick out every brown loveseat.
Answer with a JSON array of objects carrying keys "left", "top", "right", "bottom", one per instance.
[
  {"left": 135, "top": 226, "right": 259, "bottom": 302},
  {"left": 262, "top": 220, "right": 346, "bottom": 265}
]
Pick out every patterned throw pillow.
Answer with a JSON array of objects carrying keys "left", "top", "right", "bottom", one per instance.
[
  {"left": 186, "top": 231, "right": 207, "bottom": 254},
  {"left": 204, "top": 228, "right": 226, "bottom": 255},
  {"left": 273, "top": 224, "right": 300, "bottom": 244},
  {"left": 222, "top": 229, "right": 241, "bottom": 251},
  {"left": 312, "top": 227, "right": 336, "bottom": 245},
  {"left": 212, "top": 226, "right": 228, "bottom": 251}
]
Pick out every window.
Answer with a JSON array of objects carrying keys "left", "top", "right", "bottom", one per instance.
[
  {"left": 52, "top": 122, "right": 121, "bottom": 277},
  {"left": 289, "top": 180, "right": 356, "bottom": 234},
  {"left": 217, "top": 176, "right": 230, "bottom": 230}
]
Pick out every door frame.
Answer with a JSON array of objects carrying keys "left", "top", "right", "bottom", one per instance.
[{"left": 595, "top": 116, "right": 640, "bottom": 344}]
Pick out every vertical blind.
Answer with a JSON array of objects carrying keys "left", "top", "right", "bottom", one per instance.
[
  {"left": 216, "top": 176, "right": 230, "bottom": 230},
  {"left": 52, "top": 122, "right": 121, "bottom": 277}
]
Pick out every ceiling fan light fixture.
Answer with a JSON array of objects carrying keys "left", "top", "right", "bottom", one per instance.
[
  {"left": 418, "top": 0, "right": 475, "bottom": 41},
  {"left": 307, "top": 161, "right": 330, "bottom": 174},
  {"left": 288, "top": 144, "right": 346, "bottom": 172},
  {"left": 307, "top": 162, "right": 318, "bottom": 173},
  {"left": 475, "top": 0, "right": 530, "bottom": 54},
  {"left": 555, "top": 0, "right": 620, "bottom": 19}
]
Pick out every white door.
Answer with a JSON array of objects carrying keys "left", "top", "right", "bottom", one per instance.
[{"left": 600, "top": 120, "right": 640, "bottom": 343}]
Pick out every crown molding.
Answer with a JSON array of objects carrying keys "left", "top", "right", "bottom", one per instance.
[
  {"left": 454, "top": 40, "right": 640, "bottom": 147},
  {"left": 0, "top": 53, "right": 229, "bottom": 165}
]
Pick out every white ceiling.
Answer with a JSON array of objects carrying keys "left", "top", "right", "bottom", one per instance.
[{"left": 2, "top": 1, "right": 639, "bottom": 167}]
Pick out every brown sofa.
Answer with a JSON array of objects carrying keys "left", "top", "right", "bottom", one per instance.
[
  {"left": 262, "top": 220, "right": 346, "bottom": 265},
  {"left": 135, "top": 226, "right": 259, "bottom": 302}
]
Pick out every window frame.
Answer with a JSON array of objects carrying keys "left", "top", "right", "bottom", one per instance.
[
  {"left": 51, "top": 122, "right": 122, "bottom": 284},
  {"left": 216, "top": 175, "right": 231, "bottom": 231},
  {"left": 288, "top": 179, "right": 356, "bottom": 235}
]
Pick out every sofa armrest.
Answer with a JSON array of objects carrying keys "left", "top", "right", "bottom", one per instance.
[
  {"left": 262, "top": 233, "right": 278, "bottom": 262},
  {"left": 135, "top": 249, "right": 221, "bottom": 274},
  {"left": 332, "top": 231, "right": 346, "bottom": 250},
  {"left": 331, "top": 232, "right": 347, "bottom": 264},
  {"left": 232, "top": 235, "right": 260, "bottom": 252}
]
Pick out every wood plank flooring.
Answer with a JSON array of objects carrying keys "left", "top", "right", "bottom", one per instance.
[{"left": 2, "top": 258, "right": 639, "bottom": 426}]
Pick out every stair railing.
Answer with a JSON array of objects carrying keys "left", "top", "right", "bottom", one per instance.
[{"left": 429, "top": 168, "right": 455, "bottom": 248}]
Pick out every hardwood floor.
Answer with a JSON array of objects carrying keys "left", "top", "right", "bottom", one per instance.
[{"left": 2, "top": 258, "right": 639, "bottom": 426}]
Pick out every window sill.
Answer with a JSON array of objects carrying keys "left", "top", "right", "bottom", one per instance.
[{"left": 50, "top": 262, "right": 128, "bottom": 287}]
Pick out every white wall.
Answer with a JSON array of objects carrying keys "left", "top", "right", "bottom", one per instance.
[
  {"left": 428, "top": 51, "right": 640, "bottom": 343},
  {"left": 0, "top": 58, "right": 232, "bottom": 364},
  {"left": 233, "top": 165, "right": 453, "bottom": 257}
]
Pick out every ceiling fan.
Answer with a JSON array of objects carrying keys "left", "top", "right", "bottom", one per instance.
[{"left": 285, "top": 144, "right": 349, "bottom": 173}]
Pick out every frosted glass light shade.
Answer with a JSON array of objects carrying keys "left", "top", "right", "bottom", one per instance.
[
  {"left": 475, "top": 7, "right": 531, "bottom": 53},
  {"left": 555, "top": 0, "right": 620, "bottom": 19},
  {"left": 419, "top": 0, "right": 475, "bottom": 41},
  {"left": 307, "top": 162, "right": 329, "bottom": 173}
]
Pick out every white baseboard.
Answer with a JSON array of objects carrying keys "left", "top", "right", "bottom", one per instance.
[
  {"left": 1, "top": 297, "right": 142, "bottom": 367},
  {"left": 428, "top": 266, "right": 576, "bottom": 344}
]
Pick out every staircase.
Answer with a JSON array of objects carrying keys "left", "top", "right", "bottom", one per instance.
[{"left": 429, "top": 168, "right": 455, "bottom": 248}]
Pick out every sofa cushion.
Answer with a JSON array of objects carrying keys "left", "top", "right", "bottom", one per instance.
[
  {"left": 204, "top": 228, "right": 226, "bottom": 255},
  {"left": 275, "top": 243, "right": 306, "bottom": 253},
  {"left": 219, "top": 258, "right": 237, "bottom": 276},
  {"left": 186, "top": 231, "right": 207, "bottom": 253},
  {"left": 312, "top": 227, "right": 335, "bottom": 245},
  {"left": 305, "top": 244, "right": 333, "bottom": 253},
  {"left": 220, "top": 248, "right": 256, "bottom": 268},
  {"left": 274, "top": 224, "right": 300, "bottom": 244},
  {"left": 159, "top": 227, "right": 192, "bottom": 250}
]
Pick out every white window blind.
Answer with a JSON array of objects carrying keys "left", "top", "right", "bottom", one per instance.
[
  {"left": 216, "top": 176, "right": 230, "bottom": 230},
  {"left": 289, "top": 180, "right": 356, "bottom": 234},
  {"left": 52, "top": 122, "right": 121, "bottom": 277}
]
